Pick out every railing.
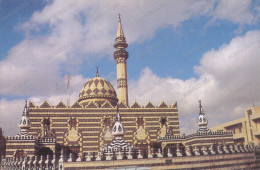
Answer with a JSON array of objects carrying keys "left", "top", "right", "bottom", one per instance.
[
  {"left": 1, "top": 144, "right": 259, "bottom": 170},
  {"left": 159, "top": 131, "right": 233, "bottom": 141},
  {"left": 6, "top": 135, "right": 35, "bottom": 140}
]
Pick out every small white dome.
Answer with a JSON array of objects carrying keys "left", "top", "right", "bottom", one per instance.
[
  {"left": 197, "top": 115, "right": 208, "bottom": 127},
  {"left": 112, "top": 121, "right": 124, "bottom": 136},
  {"left": 18, "top": 101, "right": 31, "bottom": 129},
  {"left": 18, "top": 115, "right": 31, "bottom": 129}
]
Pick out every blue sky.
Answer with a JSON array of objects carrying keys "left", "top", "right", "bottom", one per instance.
[{"left": 0, "top": 0, "right": 260, "bottom": 136}]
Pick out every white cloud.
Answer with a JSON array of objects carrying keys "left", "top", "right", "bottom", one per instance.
[
  {"left": 1, "top": 0, "right": 258, "bottom": 96},
  {"left": 129, "top": 30, "right": 260, "bottom": 134},
  {"left": 0, "top": 74, "right": 88, "bottom": 136},
  {"left": 213, "top": 0, "right": 256, "bottom": 25},
  {"left": 0, "top": 99, "right": 24, "bottom": 136},
  {"left": 208, "top": 0, "right": 260, "bottom": 33}
]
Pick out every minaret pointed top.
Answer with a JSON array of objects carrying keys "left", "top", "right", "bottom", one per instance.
[
  {"left": 116, "top": 14, "right": 125, "bottom": 39},
  {"left": 199, "top": 100, "right": 204, "bottom": 115},
  {"left": 96, "top": 66, "right": 99, "bottom": 77},
  {"left": 116, "top": 105, "right": 121, "bottom": 122},
  {"left": 23, "top": 100, "right": 29, "bottom": 116}
]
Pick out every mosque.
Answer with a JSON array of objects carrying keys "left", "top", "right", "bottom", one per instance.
[
  {"left": 4, "top": 15, "right": 180, "bottom": 159},
  {"left": 1, "top": 16, "right": 260, "bottom": 170}
]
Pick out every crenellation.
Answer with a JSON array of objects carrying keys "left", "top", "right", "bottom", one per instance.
[
  {"left": 158, "top": 101, "right": 168, "bottom": 108},
  {"left": 39, "top": 100, "right": 52, "bottom": 108},
  {"left": 145, "top": 102, "right": 155, "bottom": 108},
  {"left": 70, "top": 102, "right": 82, "bottom": 108},
  {"left": 131, "top": 101, "right": 141, "bottom": 108}
]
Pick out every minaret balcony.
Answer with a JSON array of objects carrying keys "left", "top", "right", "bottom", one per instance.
[
  {"left": 113, "top": 41, "right": 128, "bottom": 48},
  {"left": 114, "top": 50, "right": 128, "bottom": 60}
]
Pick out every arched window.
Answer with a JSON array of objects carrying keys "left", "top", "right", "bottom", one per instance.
[
  {"left": 69, "top": 118, "right": 77, "bottom": 128},
  {"left": 104, "top": 117, "right": 111, "bottom": 126},
  {"left": 160, "top": 117, "right": 167, "bottom": 126},
  {"left": 43, "top": 118, "right": 50, "bottom": 130},
  {"left": 137, "top": 117, "right": 144, "bottom": 127}
]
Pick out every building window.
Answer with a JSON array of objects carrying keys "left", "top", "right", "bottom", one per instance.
[
  {"left": 137, "top": 117, "right": 144, "bottom": 127},
  {"left": 250, "top": 129, "right": 254, "bottom": 141},
  {"left": 248, "top": 109, "right": 252, "bottom": 127},
  {"left": 43, "top": 118, "right": 50, "bottom": 130},
  {"left": 69, "top": 118, "right": 77, "bottom": 128},
  {"left": 104, "top": 117, "right": 111, "bottom": 126},
  {"left": 160, "top": 117, "right": 167, "bottom": 126}
]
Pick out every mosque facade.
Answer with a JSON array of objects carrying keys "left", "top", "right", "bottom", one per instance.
[{"left": 4, "top": 16, "right": 180, "bottom": 159}]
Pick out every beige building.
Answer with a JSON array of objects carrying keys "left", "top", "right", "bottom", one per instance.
[
  {"left": 0, "top": 128, "right": 5, "bottom": 162},
  {"left": 210, "top": 107, "right": 260, "bottom": 145}
]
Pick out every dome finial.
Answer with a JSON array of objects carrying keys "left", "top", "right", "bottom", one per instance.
[{"left": 96, "top": 66, "right": 99, "bottom": 77}]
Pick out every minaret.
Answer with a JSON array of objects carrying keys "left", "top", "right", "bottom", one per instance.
[
  {"left": 197, "top": 100, "right": 211, "bottom": 133},
  {"left": 18, "top": 100, "right": 31, "bottom": 135},
  {"left": 114, "top": 14, "right": 129, "bottom": 106}
]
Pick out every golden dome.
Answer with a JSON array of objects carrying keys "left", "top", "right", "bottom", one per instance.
[{"left": 78, "top": 76, "right": 118, "bottom": 106}]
